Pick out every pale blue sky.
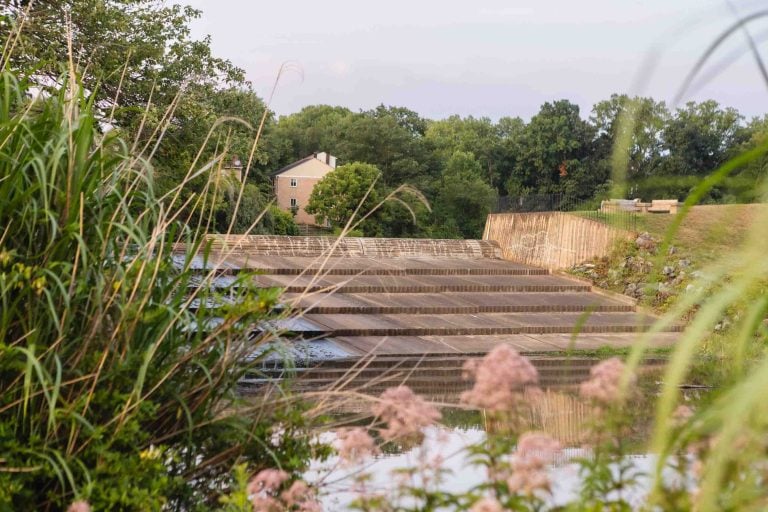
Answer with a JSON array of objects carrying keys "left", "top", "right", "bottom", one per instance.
[{"left": 185, "top": 0, "right": 768, "bottom": 120}]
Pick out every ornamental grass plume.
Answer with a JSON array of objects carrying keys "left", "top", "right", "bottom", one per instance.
[
  {"left": 335, "top": 427, "right": 380, "bottom": 465},
  {"left": 372, "top": 385, "right": 441, "bottom": 441},
  {"left": 579, "top": 357, "right": 636, "bottom": 406},
  {"left": 470, "top": 497, "right": 504, "bottom": 512},
  {"left": 461, "top": 344, "right": 540, "bottom": 410},
  {"left": 506, "top": 431, "right": 561, "bottom": 496}
]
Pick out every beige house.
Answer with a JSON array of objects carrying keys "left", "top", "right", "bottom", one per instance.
[{"left": 272, "top": 152, "right": 337, "bottom": 225}]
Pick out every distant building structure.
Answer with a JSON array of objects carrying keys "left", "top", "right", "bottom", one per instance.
[
  {"left": 272, "top": 152, "right": 337, "bottom": 225},
  {"left": 220, "top": 156, "right": 244, "bottom": 182}
]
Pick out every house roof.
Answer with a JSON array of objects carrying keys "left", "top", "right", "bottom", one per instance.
[
  {"left": 270, "top": 155, "right": 335, "bottom": 178},
  {"left": 269, "top": 155, "right": 315, "bottom": 177}
]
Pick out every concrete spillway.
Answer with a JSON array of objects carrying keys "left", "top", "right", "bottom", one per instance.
[{"left": 183, "top": 235, "right": 678, "bottom": 397}]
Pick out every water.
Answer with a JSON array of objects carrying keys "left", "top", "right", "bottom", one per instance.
[
  {"left": 307, "top": 426, "right": 677, "bottom": 510},
  {"left": 298, "top": 380, "right": 702, "bottom": 510}
]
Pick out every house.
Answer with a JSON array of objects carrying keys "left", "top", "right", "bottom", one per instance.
[{"left": 271, "top": 152, "right": 337, "bottom": 225}]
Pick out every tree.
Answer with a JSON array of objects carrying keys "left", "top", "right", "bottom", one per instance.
[
  {"left": 3, "top": 0, "right": 278, "bottom": 229},
  {"left": 305, "top": 162, "right": 382, "bottom": 229},
  {"left": 425, "top": 115, "right": 502, "bottom": 188},
  {"left": 660, "top": 100, "right": 746, "bottom": 176},
  {"left": 432, "top": 151, "right": 497, "bottom": 239},
  {"left": 151, "top": 85, "right": 273, "bottom": 192},
  {"left": 267, "top": 105, "right": 352, "bottom": 168},
  {"left": 264, "top": 205, "right": 300, "bottom": 235},
  {"left": 3, "top": 1, "right": 245, "bottom": 122},
  {"left": 590, "top": 94, "right": 669, "bottom": 180},
  {"left": 507, "top": 100, "right": 598, "bottom": 204},
  {"left": 335, "top": 108, "right": 435, "bottom": 188}
]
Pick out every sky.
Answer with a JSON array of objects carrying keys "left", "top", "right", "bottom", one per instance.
[{"left": 184, "top": 0, "right": 768, "bottom": 121}]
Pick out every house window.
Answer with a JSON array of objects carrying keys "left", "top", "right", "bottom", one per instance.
[
  {"left": 290, "top": 198, "right": 297, "bottom": 207},
  {"left": 289, "top": 178, "right": 297, "bottom": 188}
]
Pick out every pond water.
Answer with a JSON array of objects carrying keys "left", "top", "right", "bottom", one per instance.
[
  {"left": 297, "top": 378, "right": 703, "bottom": 510},
  {"left": 306, "top": 425, "right": 683, "bottom": 510}
]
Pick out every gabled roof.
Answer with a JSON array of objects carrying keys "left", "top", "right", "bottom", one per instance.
[{"left": 269, "top": 155, "right": 316, "bottom": 177}]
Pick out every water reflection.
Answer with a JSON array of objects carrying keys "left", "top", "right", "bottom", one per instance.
[
  {"left": 308, "top": 426, "right": 670, "bottom": 510},
  {"left": 299, "top": 365, "right": 700, "bottom": 510}
]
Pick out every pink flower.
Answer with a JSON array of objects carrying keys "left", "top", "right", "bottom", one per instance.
[
  {"left": 335, "top": 427, "right": 379, "bottom": 464},
  {"left": 507, "top": 470, "right": 551, "bottom": 495},
  {"left": 372, "top": 385, "right": 441, "bottom": 441},
  {"left": 67, "top": 501, "right": 91, "bottom": 512},
  {"left": 248, "top": 468, "right": 290, "bottom": 495},
  {"left": 281, "top": 480, "right": 322, "bottom": 511},
  {"left": 579, "top": 357, "right": 635, "bottom": 405},
  {"left": 507, "top": 431, "right": 561, "bottom": 496},
  {"left": 461, "top": 344, "right": 539, "bottom": 410},
  {"left": 251, "top": 496, "right": 281, "bottom": 512},
  {"left": 470, "top": 497, "right": 504, "bottom": 512},
  {"left": 516, "top": 431, "right": 561, "bottom": 465}
]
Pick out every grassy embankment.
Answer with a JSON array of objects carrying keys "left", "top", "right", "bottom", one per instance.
[{"left": 570, "top": 204, "right": 768, "bottom": 383}]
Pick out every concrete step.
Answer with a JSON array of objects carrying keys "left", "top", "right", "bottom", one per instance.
[
  {"left": 260, "top": 266, "right": 549, "bottom": 276},
  {"left": 257, "top": 365, "right": 595, "bottom": 381},
  {"left": 254, "top": 273, "right": 586, "bottom": 293},
  {"left": 287, "top": 291, "right": 633, "bottom": 315},
  {"left": 258, "top": 355, "right": 630, "bottom": 371},
  {"left": 185, "top": 255, "right": 549, "bottom": 276},
  {"left": 302, "top": 311, "right": 676, "bottom": 337}
]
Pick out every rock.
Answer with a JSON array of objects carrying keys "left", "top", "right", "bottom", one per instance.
[
  {"left": 635, "top": 232, "right": 657, "bottom": 251},
  {"left": 678, "top": 259, "right": 691, "bottom": 268},
  {"left": 715, "top": 318, "right": 732, "bottom": 332},
  {"left": 662, "top": 265, "right": 675, "bottom": 276},
  {"left": 668, "top": 245, "right": 677, "bottom": 255},
  {"left": 624, "top": 283, "right": 637, "bottom": 295},
  {"left": 685, "top": 284, "right": 695, "bottom": 293},
  {"left": 582, "top": 263, "right": 595, "bottom": 269}
]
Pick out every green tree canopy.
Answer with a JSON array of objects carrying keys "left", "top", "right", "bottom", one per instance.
[
  {"left": 432, "top": 151, "right": 497, "bottom": 239},
  {"left": 590, "top": 94, "right": 669, "bottom": 180},
  {"left": 661, "top": 100, "right": 746, "bottom": 176},
  {"left": 507, "top": 99, "right": 598, "bottom": 202},
  {"left": 305, "top": 162, "right": 382, "bottom": 229}
]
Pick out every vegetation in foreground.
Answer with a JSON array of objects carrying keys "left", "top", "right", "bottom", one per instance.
[{"left": 0, "top": 72, "right": 329, "bottom": 510}]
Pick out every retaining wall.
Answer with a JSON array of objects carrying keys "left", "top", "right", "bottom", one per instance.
[{"left": 483, "top": 212, "right": 634, "bottom": 269}]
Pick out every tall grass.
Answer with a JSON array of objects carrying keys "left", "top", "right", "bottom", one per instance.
[{"left": 0, "top": 71, "right": 322, "bottom": 510}]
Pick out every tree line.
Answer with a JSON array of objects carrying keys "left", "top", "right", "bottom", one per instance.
[{"left": 6, "top": 0, "right": 767, "bottom": 239}]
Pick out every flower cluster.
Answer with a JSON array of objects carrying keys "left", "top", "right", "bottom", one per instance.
[
  {"left": 248, "top": 469, "right": 320, "bottom": 511},
  {"left": 66, "top": 501, "right": 91, "bottom": 512},
  {"left": 506, "top": 431, "right": 561, "bottom": 496},
  {"left": 470, "top": 497, "right": 504, "bottom": 512},
  {"left": 335, "top": 427, "right": 379, "bottom": 465},
  {"left": 579, "top": 357, "right": 636, "bottom": 405},
  {"left": 372, "top": 385, "right": 441, "bottom": 441},
  {"left": 461, "top": 344, "right": 540, "bottom": 410},
  {"left": 281, "top": 480, "right": 322, "bottom": 512}
]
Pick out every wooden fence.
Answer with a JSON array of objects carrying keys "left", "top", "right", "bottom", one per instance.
[{"left": 483, "top": 212, "right": 635, "bottom": 269}]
